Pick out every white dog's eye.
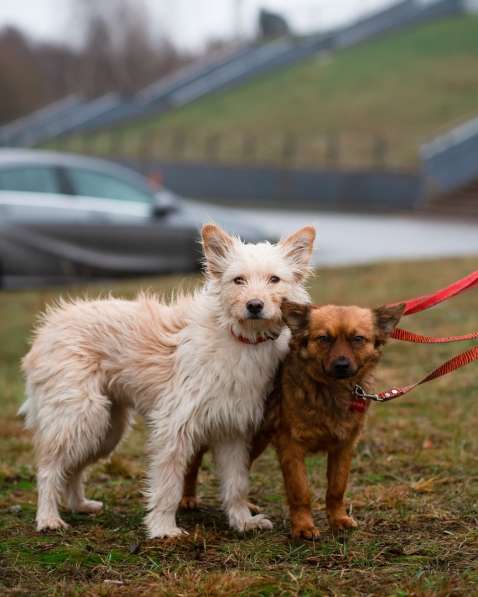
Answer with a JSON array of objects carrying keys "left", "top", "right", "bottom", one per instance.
[
  {"left": 269, "top": 276, "right": 281, "bottom": 284},
  {"left": 233, "top": 276, "right": 246, "bottom": 285}
]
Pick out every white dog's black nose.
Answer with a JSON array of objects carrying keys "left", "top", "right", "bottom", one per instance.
[{"left": 246, "top": 299, "right": 264, "bottom": 316}]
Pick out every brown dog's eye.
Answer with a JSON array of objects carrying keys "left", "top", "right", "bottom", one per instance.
[
  {"left": 352, "top": 335, "right": 366, "bottom": 344},
  {"left": 269, "top": 276, "right": 280, "bottom": 284},
  {"left": 233, "top": 276, "right": 246, "bottom": 285},
  {"left": 317, "top": 335, "right": 332, "bottom": 344}
]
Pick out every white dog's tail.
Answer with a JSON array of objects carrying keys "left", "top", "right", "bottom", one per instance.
[
  {"left": 17, "top": 398, "right": 30, "bottom": 418},
  {"left": 17, "top": 385, "right": 35, "bottom": 429}
]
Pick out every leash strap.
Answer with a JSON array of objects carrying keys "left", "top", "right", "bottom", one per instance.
[
  {"left": 355, "top": 270, "right": 478, "bottom": 404},
  {"left": 391, "top": 327, "right": 478, "bottom": 343},
  {"left": 355, "top": 345, "right": 478, "bottom": 402},
  {"left": 390, "top": 270, "right": 478, "bottom": 316}
]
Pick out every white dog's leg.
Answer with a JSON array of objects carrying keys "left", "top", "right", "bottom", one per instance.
[
  {"left": 36, "top": 464, "right": 69, "bottom": 531},
  {"left": 33, "top": 384, "right": 112, "bottom": 531},
  {"left": 145, "top": 441, "right": 191, "bottom": 539},
  {"left": 213, "top": 439, "right": 273, "bottom": 532},
  {"left": 65, "top": 402, "right": 130, "bottom": 514},
  {"left": 66, "top": 470, "right": 103, "bottom": 514}
]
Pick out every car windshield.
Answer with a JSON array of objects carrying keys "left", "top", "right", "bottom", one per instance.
[{"left": 67, "top": 168, "right": 154, "bottom": 204}]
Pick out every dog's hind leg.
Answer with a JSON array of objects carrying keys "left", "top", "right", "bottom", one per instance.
[
  {"left": 65, "top": 469, "right": 103, "bottom": 514},
  {"left": 65, "top": 401, "right": 130, "bottom": 514},
  {"left": 36, "top": 463, "right": 69, "bottom": 531},
  {"left": 180, "top": 447, "right": 206, "bottom": 509},
  {"left": 33, "top": 383, "right": 113, "bottom": 532}
]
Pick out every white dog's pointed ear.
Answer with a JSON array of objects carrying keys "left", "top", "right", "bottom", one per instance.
[
  {"left": 201, "top": 224, "right": 235, "bottom": 278},
  {"left": 279, "top": 226, "right": 316, "bottom": 280}
]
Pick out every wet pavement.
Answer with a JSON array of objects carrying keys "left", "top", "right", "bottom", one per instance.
[{"left": 191, "top": 202, "right": 478, "bottom": 267}]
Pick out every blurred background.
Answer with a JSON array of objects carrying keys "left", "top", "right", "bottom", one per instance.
[
  {"left": 1, "top": 0, "right": 478, "bottom": 288},
  {"left": 2, "top": 5, "right": 478, "bottom": 593}
]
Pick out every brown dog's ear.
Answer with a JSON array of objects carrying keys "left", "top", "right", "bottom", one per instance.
[
  {"left": 373, "top": 303, "right": 405, "bottom": 344},
  {"left": 201, "top": 224, "right": 235, "bottom": 278},
  {"left": 281, "top": 300, "right": 311, "bottom": 334}
]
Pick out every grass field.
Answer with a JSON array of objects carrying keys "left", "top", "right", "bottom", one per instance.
[
  {"left": 1, "top": 256, "right": 478, "bottom": 595},
  {"left": 66, "top": 15, "right": 478, "bottom": 169}
]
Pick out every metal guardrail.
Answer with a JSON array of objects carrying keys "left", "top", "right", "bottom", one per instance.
[
  {"left": 65, "top": 46, "right": 264, "bottom": 134},
  {"left": 138, "top": 45, "right": 258, "bottom": 106},
  {"left": 0, "top": 95, "right": 84, "bottom": 146},
  {"left": 335, "top": 0, "right": 464, "bottom": 48},
  {"left": 37, "top": 93, "right": 123, "bottom": 140},
  {"left": 421, "top": 115, "right": 478, "bottom": 195}
]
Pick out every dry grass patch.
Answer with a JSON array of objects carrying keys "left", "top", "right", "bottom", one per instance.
[{"left": 1, "top": 257, "right": 477, "bottom": 595}]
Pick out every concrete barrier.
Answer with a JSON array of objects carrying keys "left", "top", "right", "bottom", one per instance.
[{"left": 124, "top": 159, "right": 423, "bottom": 212}]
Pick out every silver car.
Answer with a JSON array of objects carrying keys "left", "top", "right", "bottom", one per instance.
[{"left": 0, "top": 149, "right": 270, "bottom": 288}]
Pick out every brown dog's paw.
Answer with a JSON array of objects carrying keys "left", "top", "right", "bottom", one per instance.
[
  {"left": 247, "top": 501, "right": 262, "bottom": 514},
  {"left": 291, "top": 525, "right": 321, "bottom": 541},
  {"left": 328, "top": 514, "right": 358, "bottom": 531},
  {"left": 180, "top": 496, "right": 200, "bottom": 510}
]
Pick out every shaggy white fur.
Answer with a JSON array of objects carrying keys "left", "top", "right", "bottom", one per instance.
[{"left": 20, "top": 224, "right": 316, "bottom": 538}]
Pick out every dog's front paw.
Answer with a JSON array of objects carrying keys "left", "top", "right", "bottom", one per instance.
[
  {"left": 328, "top": 514, "right": 358, "bottom": 531},
  {"left": 37, "top": 516, "right": 69, "bottom": 532},
  {"left": 146, "top": 510, "right": 189, "bottom": 539},
  {"left": 291, "top": 524, "right": 321, "bottom": 541}
]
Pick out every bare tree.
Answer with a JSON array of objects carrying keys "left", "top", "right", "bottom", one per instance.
[
  {"left": 75, "top": 0, "right": 189, "bottom": 97},
  {"left": 0, "top": 27, "right": 44, "bottom": 124},
  {"left": 0, "top": 0, "right": 192, "bottom": 124}
]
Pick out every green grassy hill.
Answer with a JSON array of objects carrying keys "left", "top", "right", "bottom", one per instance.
[{"left": 73, "top": 15, "right": 478, "bottom": 168}]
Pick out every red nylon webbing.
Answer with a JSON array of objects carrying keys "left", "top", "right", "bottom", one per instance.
[
  {"left": 390, "top": 270, "right": 478, "bottom": 316},
  {"left": 377, "top": 345, "right": 478, "bottom": 401},
  {"left": 359, "top": 270, "right": 478, "bottom": 403},
  {"left": 391, "top": 327, "right": 478, "bottom": 344}
]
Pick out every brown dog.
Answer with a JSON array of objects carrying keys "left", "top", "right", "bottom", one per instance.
[{"left": 182, "top": 300, "right": 404, "bottom": 539}]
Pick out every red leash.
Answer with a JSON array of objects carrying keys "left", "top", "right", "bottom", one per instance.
[
  {"left": 389, "top": 270, "right": 478, "bottom": 316},
  {"left": 354, "top": 271, "right": 478, "bottom": 404}
]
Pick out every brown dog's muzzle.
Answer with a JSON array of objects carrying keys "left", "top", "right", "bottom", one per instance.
[{"left": 329, "top": 356, "right": 357, "bottom": 379}]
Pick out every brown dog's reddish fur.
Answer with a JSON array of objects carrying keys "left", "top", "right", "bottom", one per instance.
[{"left": 182, "top": 301, "right": 404, "bottom": 539}]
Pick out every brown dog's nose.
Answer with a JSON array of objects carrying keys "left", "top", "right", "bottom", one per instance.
[
  {"left": 332, "top": 356, "right": 352, "bottom": 378},
  {"left": 246, "top": 299, "right": 264, "bottom": 316}
]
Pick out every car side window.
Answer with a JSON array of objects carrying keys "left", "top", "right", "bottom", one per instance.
[
  {"left": 0, "top": 166, "right": 60, "bottom": 193},
  {"left": 67, "top": 169, "right": 154, "bottom": 204}
]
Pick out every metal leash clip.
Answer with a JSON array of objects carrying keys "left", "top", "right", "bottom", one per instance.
[{"left": 353, "top": 384, "right": 384, "bottom": 402}]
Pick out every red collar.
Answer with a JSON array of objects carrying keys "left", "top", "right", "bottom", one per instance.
[
  {"left": 230, "top": 327, "right": 278, "bottom": 345},
  {"left": 349, "top": 396, "right": 370, "bottom": 414}
]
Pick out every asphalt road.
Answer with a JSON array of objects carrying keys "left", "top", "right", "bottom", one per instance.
[{"left": 190, "top": 202, "right": 478, "bottom": 267}]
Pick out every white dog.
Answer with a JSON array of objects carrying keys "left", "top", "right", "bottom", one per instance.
[{"left": 20, "top": 224, "right": 315, "bottom": 538}]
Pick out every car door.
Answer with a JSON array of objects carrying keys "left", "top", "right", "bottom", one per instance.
[
  {"left": 1, "top": 165, "right": 199, "bottom": 286},
  {"left": 53, "top": 166, "right": 201, "bottom": 276},
  {"left": 63, "top": 167, "right": 153, "bottom": 221},
  {"left": 0, "top": 166, "right": 95, "bottom": 284}
]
